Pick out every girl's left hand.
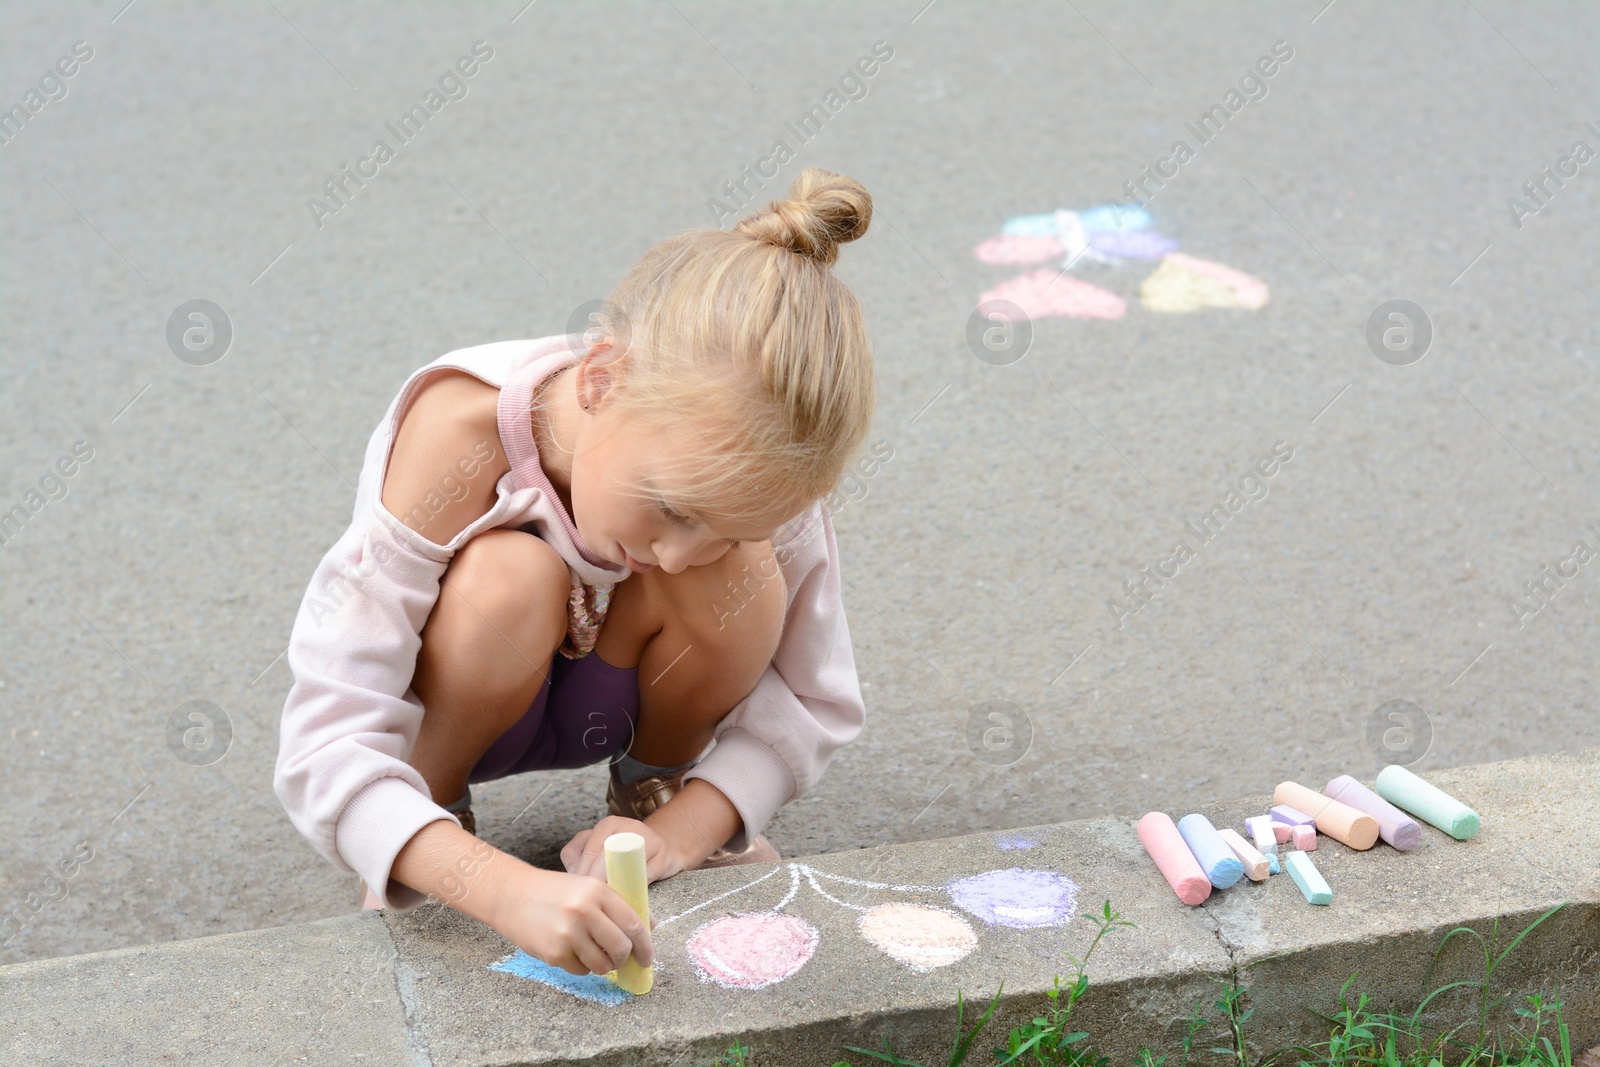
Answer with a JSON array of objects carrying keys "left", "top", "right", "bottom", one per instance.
[{"left": 561, "top": 816, "right": 687, "bottom": 884}]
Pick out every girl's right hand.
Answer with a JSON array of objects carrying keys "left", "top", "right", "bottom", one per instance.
[{"left": 490, "top": 865, "right": 656, "bottom": 977}]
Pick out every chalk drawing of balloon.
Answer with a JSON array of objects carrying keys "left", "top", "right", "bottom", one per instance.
[
  {"left": 857, "top": 903, "right": 978, "bottom": 972},
  {"left": 973, "top": 205, "right": 1268, "bottom": 321},
  {"left": 686, "top": 913, "right": 819, "bottom": 989},
  {"left": 948, "top": 868, "right": 1081, "bottom": 929}
]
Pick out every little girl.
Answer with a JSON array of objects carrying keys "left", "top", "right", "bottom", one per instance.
[{"left": 274, "top": 167, "right": 876, "bottom": 979}]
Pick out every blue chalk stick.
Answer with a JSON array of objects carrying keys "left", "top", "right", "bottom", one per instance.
[
  {"left": 1176, "top": 813, "right": 1245, "bottom": 889},
  {"left": 1267, "top": 852, "right": 1281, "bottom": 875},
  {"left": 1283, "top": 850, "right": 1331, "bottom": 905}
]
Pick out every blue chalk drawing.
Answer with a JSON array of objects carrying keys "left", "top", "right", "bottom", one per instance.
[{"left": 488, "top": 949, "right": 638, "bottom": 1006}]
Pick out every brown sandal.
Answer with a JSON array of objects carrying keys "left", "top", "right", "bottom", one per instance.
[{"left": 606, "top": 762, "right": 780, "bottom": 869}]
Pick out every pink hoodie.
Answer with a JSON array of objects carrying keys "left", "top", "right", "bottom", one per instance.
[{"left": 273, "top": 334, "right": 866, "bottom": 910}]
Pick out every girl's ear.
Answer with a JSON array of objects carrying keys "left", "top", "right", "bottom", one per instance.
[{"left": 575, "top": 345, "right": 621, "bottom": 412}]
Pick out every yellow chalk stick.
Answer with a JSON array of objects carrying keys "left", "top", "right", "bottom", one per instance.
[{"left": 603, "top": 832, "right": 653, "bottom": 995}]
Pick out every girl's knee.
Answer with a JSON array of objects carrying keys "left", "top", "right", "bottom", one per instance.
[
  {"left": 671, "top": 539, "right": 787, "bottom": 652},
  {"left": 423, "top": 530, "right": 570, "bottom": 682}
]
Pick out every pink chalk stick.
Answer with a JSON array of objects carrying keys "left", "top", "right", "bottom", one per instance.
[
  {"left": 1291, "top": 824, "right": 1317, "bottom": 851},
  {"left": 1137, "top": 812, "right": 1211, "bottom": 906},
  {"left": 1272, "top": 822, "right": 1293, "bottom": 843},
  {"left": 1324, "top": 774, "right": 1423, "bottom": 851}
]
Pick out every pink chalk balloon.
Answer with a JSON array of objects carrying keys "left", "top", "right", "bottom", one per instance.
[
  {"left": 974, "top": 234, "right": 1065, "bottom": 265},
  {"left": 979, "top": 268, "right": 1127, "bottom": 321},
  {"left": 857, "top": 903, "right": 977, "bottom": 972},
  {"left": 685, "top": 913, "right": 818, "bottom": 990}
]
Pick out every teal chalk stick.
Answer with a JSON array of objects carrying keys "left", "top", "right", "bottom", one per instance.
[
  {"left": 1267, "top": 852, "right": 1280, "bottom": 875},
  {"left": 1374, "top": 765, "right": 1481, "bottom": 841},
  {"left": 1283, "top": 850, "right": 1331, "bottom": 905}
]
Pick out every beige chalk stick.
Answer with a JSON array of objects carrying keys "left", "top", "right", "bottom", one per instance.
[
  {"left": 1217, "top": 828, "right": 1270, "bottom": 882},
  {"left": 1273, "top": 781, "right": 1379, "bottom": 850},
  {"left": 603, "top": 832, "right": 653, "bottom": 995}
]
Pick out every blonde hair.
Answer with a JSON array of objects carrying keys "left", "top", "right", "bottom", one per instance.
[{"left": 578, "top": 167, "right": 876, "bottom": 529}]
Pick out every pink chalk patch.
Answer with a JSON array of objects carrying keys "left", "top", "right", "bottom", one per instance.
[
  {"left": 685, "top": 913, "right": 818, "bottom": 989},
  {"left": 1273, "top": 822, "right": 1293, "bottom": 843},
  {"left": 1292, "top": 824, "right": 1317, "bottom": 851},
  {"left": 974, "top": 234, "right": 1064, "bottom": 265},
  {"left": 979, "top": 269, "right": 1126, "bottom": 321}
]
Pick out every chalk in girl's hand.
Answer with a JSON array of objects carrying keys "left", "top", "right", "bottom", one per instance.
[
  {"left": 1324, "top": 774, "right": 1422, "bottom": 850},
  {"left": 1244, "top": 815, "right": 1277, "bottom": 852},
  {"left": 1217, "top": 828, "right": 1270, "bottom": 882},
  {"left": 1270, "top": 804, "right": 1314, "bottom": 827},
  {"left": 602, "top": 832, "right": 653, "bottom": 995},
  {"left": 1137, "top": 812, "right": 1211, "bottom": 905},
  {"left": 1176, "top": 813, "right": 1245, "bottom": 889},
  {"left": 1374, "top": 765, "right": 1481, "bottom": 841},
  {"left": 1267, "top": 851, "right": 1281, "bottom": 875},
  {"left": 1291, "top": 824, "right": 1317, "bottom": 851},
  {"left": 1283, "top": 850, "right": 1332, "bottom": 905},
  {"left": 1273, "top": 781, "right": 1380, "bottom": 850}
]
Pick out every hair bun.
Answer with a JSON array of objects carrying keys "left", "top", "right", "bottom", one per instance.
[{"left": 734, "top": 167, "right": 871, "bottom": 267}]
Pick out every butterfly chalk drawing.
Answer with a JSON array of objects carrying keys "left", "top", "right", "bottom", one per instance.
[
  {"left": 488, "top": 862, "right": 1082, "bottom": 1003},
  {"left": 974, "top": 206, "right": 1269, "bottom": 319}
]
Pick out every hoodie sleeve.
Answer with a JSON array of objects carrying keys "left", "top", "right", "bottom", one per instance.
[
  {"left": 680, "top": 501, "right": 867, "bottom": 852},
  {"left": 273, "top": 491, "right": 517, "bottom": 912}
]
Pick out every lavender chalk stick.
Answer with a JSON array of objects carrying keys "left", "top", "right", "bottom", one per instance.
[
  {"left": 1176, "top": 813, "right": 1245, "bottom": 889},
  {"left": 1270, "top": 804, "right": 1314, "bottom": 827},
  {"left": 1324, "top": 774, "right": 1422, "bottom": 850}
]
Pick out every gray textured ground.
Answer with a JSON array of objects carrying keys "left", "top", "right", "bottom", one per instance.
[{"left": 1, "top": 1, "right": 1595, "bottom": 966}]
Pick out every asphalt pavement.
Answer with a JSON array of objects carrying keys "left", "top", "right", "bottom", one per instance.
[{"left": 1, "top": 0, "right": 1595, "bottom": 964}]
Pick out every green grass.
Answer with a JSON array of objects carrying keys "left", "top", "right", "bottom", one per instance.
[{"left": 699, "top": 900, "right": 1579, "bottom": 1067}]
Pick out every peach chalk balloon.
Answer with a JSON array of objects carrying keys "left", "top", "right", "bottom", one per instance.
[
  {"left": 1273, "top": 781, "right": 1379, "bottom": 850},
  {"left": 1217, "top": 828, "right": 1269, "bottom": 882},
  {"left": 1137, "top": 812, "right": 1211, "bottom": 905}
]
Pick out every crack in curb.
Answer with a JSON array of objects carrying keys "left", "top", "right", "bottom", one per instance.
[
  {"left": 1198, "top": 899, "right": 1245, "bottom": 1060},
  {"left": 379, "top": 912, "right": 437, "bottom": 1067}
]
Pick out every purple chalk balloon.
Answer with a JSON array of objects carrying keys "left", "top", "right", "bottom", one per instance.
[
  {"left": 1324, "top": 775, "right": 1422, "bottom": 850},
  {"left": 1088, "top": 231, "right": 1179, "bottom": 259},
  {"left": 948, "top": 868, "right": 1079, "bottom": 929},
  {"left": 1270, "top": 804, "right": 1314, "bottom": 827}
]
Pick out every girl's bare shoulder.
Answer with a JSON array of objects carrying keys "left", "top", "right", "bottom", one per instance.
[{"left": 381, "top": 369, "right": 508, "bottom": 546}]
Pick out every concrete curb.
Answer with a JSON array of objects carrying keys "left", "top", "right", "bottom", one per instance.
[{"left": 4, "top": 747, "right": 1596, "bottom": 1066}]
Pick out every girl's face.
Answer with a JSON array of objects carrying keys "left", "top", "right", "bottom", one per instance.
[{"left": 570, "top": 406, "right": 794, "bottom": 576}]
